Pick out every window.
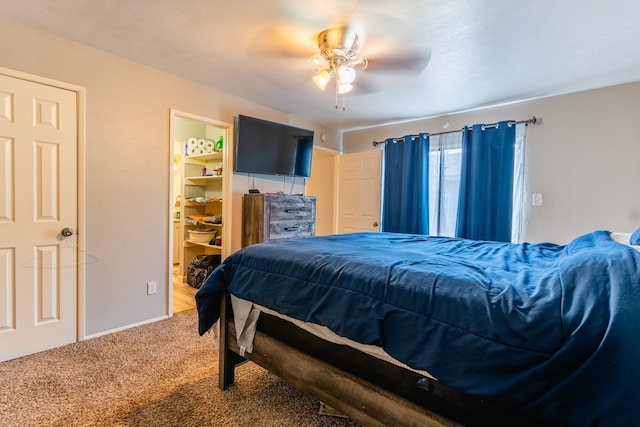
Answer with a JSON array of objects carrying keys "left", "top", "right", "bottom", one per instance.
[
  {"left": 426, "top": 124, "right": 525, "bottom": 241},
  {"left": 428, "top": 133, "right": 462, "bottom": 237},
  {"left": 511, "top": 124, "right": 526, "bottom": 243}
]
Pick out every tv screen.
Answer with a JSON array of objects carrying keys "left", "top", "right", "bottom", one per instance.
[{"left": 235, "top": 115, "right": 314, "bottom": 178}]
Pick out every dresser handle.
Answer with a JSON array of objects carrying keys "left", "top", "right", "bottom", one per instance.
[
  {"left": 285, "top": 209, "right": 302, "bottom": 214},
  {"left": 285, "top": 227, "right": 299, "bottom": 232}
]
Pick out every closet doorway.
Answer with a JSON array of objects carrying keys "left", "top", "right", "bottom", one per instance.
[{"left": 168, "top": 110, "right": 231, "bottom": 315}]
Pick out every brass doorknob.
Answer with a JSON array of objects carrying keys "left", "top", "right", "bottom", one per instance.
[
  {"left": 61, "top": 227, "right": 74, "bottom": 237},
  {"left": 373, "top": 222, "right": 379, "bottom": 227}
]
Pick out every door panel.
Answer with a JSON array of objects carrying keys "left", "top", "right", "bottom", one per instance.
[
  {"left": 0, "top": 74, "right": 77, "bottom": 362},
  {"left": 337, "top": 150, "right": 382, "bottom": 233}
]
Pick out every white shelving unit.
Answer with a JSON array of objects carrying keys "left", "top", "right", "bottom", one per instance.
[{"left": 179, "top": 151, "right": 225, "bottom": 280}]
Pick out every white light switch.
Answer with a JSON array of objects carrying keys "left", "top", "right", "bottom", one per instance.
[
  {"left": 147, "top": 281, "right": 157, "bottom": 295},
  {"left": 532, "top": 193, "right": 543, "bottom": 206}
]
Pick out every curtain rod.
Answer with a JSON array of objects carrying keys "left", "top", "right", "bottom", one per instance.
[{"left": 372, "top": 116, "right": 539, "bottom": 146}]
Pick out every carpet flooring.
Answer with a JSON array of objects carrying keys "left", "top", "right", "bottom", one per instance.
[{"left": 0, "top": 310, "right": 360, "bottom": 427}]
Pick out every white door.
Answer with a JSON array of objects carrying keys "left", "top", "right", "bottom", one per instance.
[
  {"left": 337, "top": 150, "right": 382, "bottom": 233},
  {"left": 0, "top": 74, "right": 78, "bottom": 362}
]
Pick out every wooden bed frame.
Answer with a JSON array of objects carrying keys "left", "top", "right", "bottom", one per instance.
[{"left": 217, "top": 293, "right": 545, "bottom": 427}]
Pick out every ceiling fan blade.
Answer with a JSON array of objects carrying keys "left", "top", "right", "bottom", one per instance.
[
  {"left": 247, "top": 25, "right": 317, "bottom": 59},
  {"left": 321, "top": 68, "right": 379, "bottom": 95},
  {"left": 366, "top": 47, "right": 432, "bottom": 75},
  {"left": 352, "top": 76, "right": 381, "bottom": 95}
]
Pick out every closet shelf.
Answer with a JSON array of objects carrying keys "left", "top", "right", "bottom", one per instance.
[
  {"left": 185, "top": 176, "right": 223, "bottom": 185},
  {"left": 184, "top": 240, "right": 222, "bottom": 250},
  {"left": 184, "top": 152, "right": 222, "bottom": 164}
]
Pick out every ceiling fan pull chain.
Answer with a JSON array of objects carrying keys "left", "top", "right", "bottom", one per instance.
[{"left": 333, "top": 78, "right": 346, "bottom": 111}]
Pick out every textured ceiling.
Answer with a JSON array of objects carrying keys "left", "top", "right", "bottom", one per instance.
[{"left": 2, "top": 0, "right": 640, "bottom": 130}]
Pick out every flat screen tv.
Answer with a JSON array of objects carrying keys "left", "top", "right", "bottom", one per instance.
[{"left": 234, "top": 115, "right": 314, "bottom": 178}]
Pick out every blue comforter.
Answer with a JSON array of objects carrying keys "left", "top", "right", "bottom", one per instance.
[{"left": 196, "top": 230, "right": 640, "bottom": 426}]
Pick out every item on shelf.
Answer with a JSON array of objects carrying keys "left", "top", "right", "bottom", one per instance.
[
  {"left": 203, "top": 214, "right": 222, "bottom": 224},
  {"left": 187, "top": 214, "right": 213, "bottom": 224},
  {"left": 215, "top": 236, "right": 222, "bottom": 246},
  {"left": 185, "top": 136, "right": 218, "bottom": 156},
  {"left": 186, "top": 137, "right": 198, "bottom": 156},
  {"left": 215, "top": 136, "right": 223, "bottom": 151},
  {"left": 188, "top": 229, "right": 216, "bottom": 243},
  {"left": 187, "top": 196, "right": 222, "bottom": 203}
]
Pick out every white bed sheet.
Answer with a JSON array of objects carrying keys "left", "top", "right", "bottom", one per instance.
[{"left": 230, "top": 294, "right": 436, "bottom": 380}]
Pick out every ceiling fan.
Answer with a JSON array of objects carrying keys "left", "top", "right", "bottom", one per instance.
[
  {"left": 247, "top": 19, "right": 432, "bottom": 110},
  {"left": 308, "top": 27, "right": 368, "bottom": 109}
]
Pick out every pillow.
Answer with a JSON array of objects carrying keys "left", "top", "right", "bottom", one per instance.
[
  {"left": 610, "top": 232, "right": 632, "bottom": 244},
  {"left": 610, "top": 231, "right": 640, "bottom": 252},
  {"left": 631, "top": 227, "right": 640, "bottom": 246}
]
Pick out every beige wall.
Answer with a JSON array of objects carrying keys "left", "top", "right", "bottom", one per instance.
[
  {"left": 343, "top": 84, "right": 640, "bottom": 244},
  {"left": 307, "top": 148, "right": 339, "bottom": 235},
  {"left": 0, "top": 17, "right": 340, "bottom": 336}
]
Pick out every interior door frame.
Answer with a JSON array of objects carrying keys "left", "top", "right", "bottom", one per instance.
[
  {"left": 167, "top": 109, "right": 232, "bottom": 317},
  {"left": 305, "top": 146, "right": 340, "bottom": 236},
  {"left": 336, "top": 149, "right": 383, "bottom": 233},
  {"left": 0, "top": 66, "right": 87, "bottom": 341}
]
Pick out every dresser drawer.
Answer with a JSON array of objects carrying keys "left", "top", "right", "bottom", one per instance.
[
  {"left": 269, "top": 220, "right": 314, "bottom": 241},
  {"left": 267, "top": 199, "right": 314, "bottom": 221}
]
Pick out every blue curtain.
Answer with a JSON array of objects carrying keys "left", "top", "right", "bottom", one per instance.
[
  {"left": 456, "top": 121, "right": 516, "bottom": 242},
  {"left": 382, "top": 134, "right": 429, "bottom": 234}
]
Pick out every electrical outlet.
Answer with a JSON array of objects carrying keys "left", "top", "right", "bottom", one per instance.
[
  {"left": 147, "top": 281, "right": 157, "bottom": 295},
  {"left": 532, "top": 193, "right": 543, "bottom": 206}
]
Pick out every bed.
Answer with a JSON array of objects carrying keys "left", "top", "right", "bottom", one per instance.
[{"left": 196, "top": 230, "right": 640, "bottom": 427}]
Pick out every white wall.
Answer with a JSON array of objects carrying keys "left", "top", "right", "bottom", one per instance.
[
  {"left": 343, "top": 84, "right": 640, "bottom": 244},
  {"left": 0, "top": 17, "right": 340, "bottom": 336}
]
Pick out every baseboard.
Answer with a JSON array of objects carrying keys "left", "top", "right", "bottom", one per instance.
[{"left": 83, "top": 314, "right": 169, "bottom": 341}]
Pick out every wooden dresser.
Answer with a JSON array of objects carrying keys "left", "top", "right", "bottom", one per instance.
[{"left": 242, "top": 193, "right": 316, "bottom": 247}]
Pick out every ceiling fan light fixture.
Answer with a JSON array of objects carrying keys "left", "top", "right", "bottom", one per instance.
[
  {"left": 309, "top": 53, "right": 326, "bottom": 71},
  {"left": 349, "top": 56, "right": 368, "bottom": 70},
  {"left": 312, "top": 69, "right": 332, "bottom": 91},
  {"left": 311, "top": 27, "right": 367, "bottom": 111},
  {"left": 337, "top": 65, "right": 356, "bottom": 85},
  {"left": 337, "top": 83, "right": 353, "bottom": 95}
]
